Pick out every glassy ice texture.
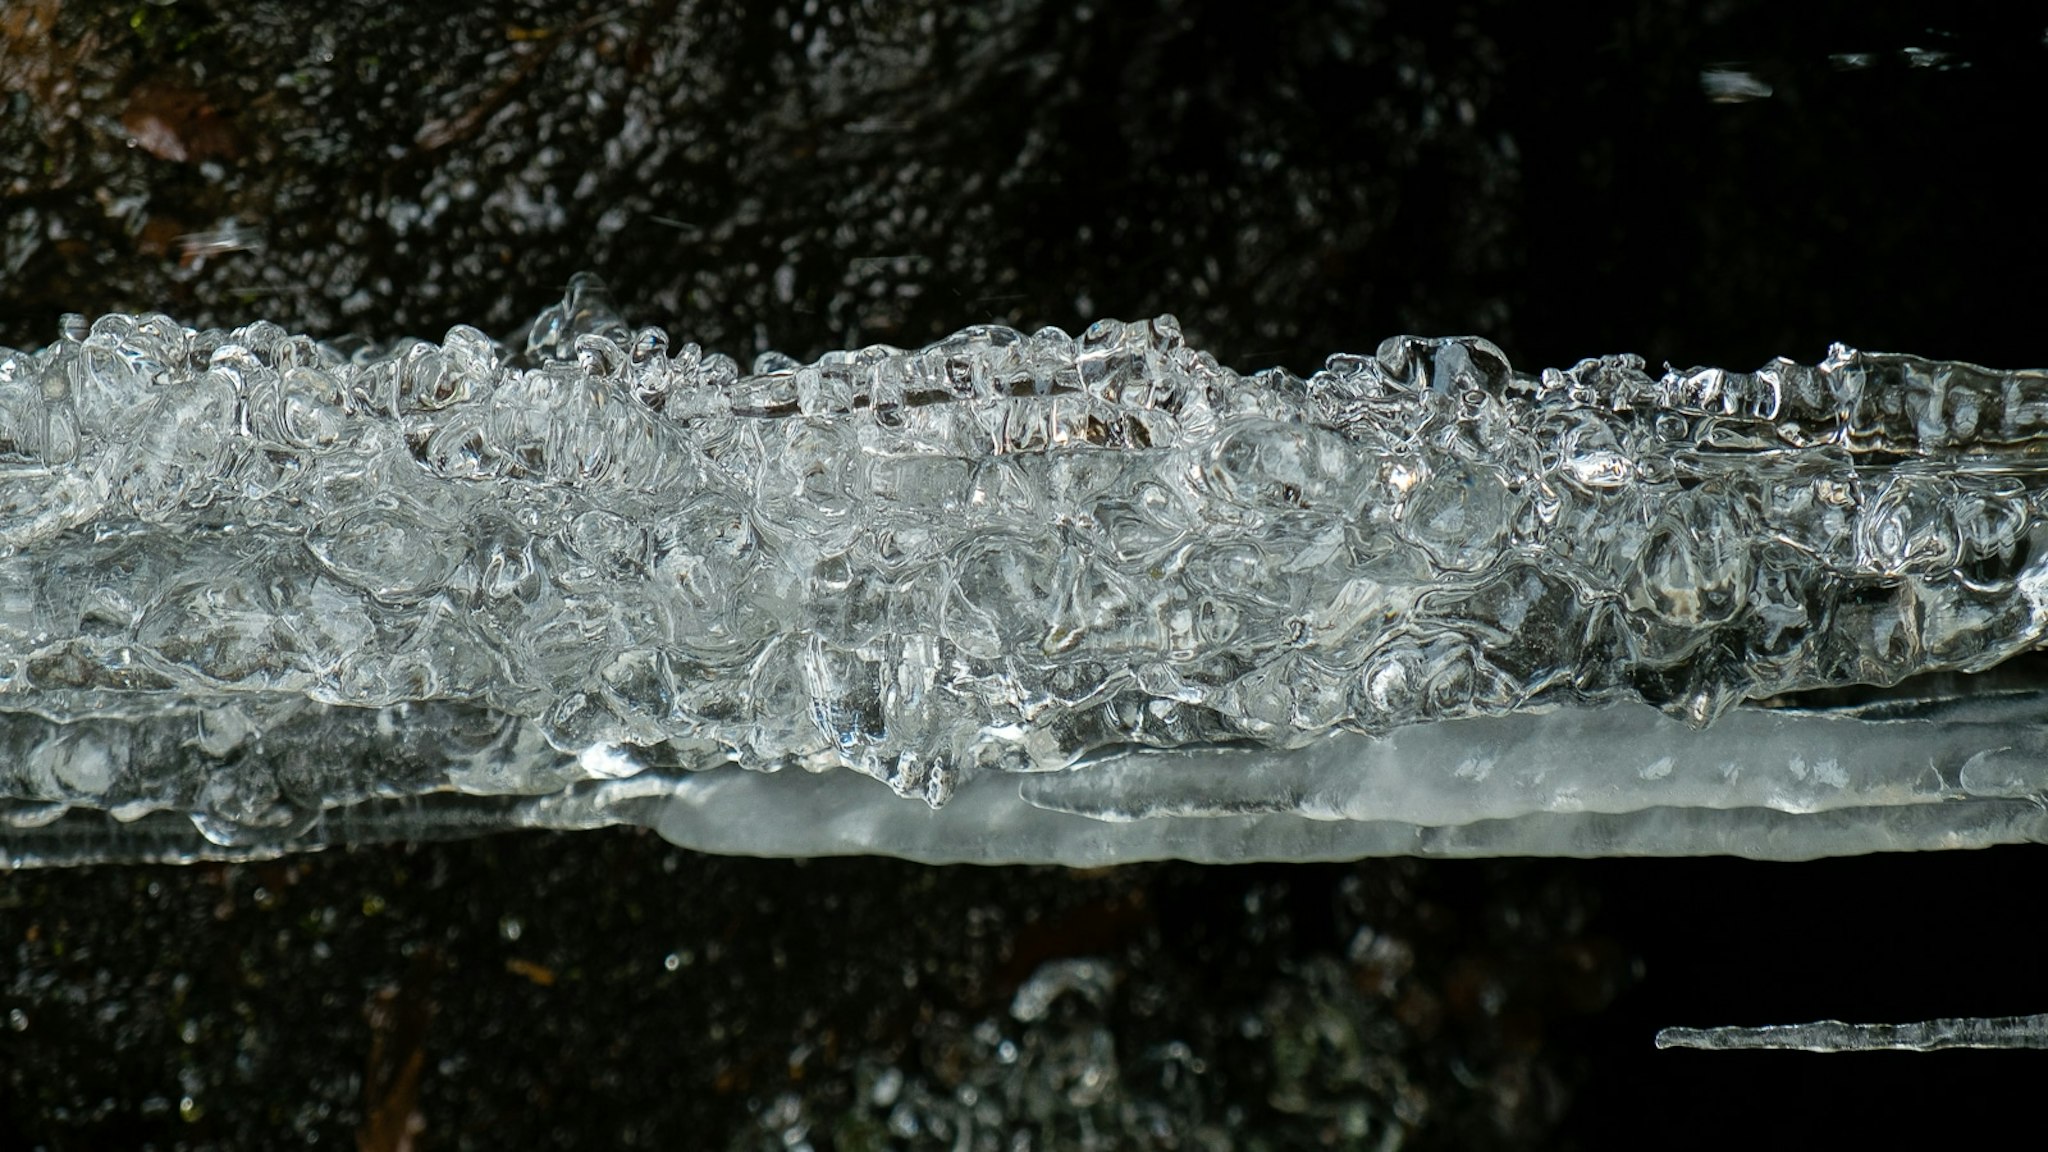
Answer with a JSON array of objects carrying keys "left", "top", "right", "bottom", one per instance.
[
  {"left": 1657, "top": 1013, "right": 2048, "bottom": 1052},
  {"left": 7, "top": 276, "right": 2048, "bottom": 865}
]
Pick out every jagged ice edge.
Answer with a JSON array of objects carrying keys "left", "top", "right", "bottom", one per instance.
[{"left": 10, "top": 275, "right": 2048, "bottom": 864}]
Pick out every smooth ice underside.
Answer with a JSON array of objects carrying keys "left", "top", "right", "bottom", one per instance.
[{"left": 7, "top": 276, "right": 2048, "bottom": 867}]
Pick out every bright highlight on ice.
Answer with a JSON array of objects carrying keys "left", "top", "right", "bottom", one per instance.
[{"left": 7, "top": 276, "right": 2048, "bottom": 866}]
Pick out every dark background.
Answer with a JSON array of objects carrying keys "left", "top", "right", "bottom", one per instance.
[{"left": 6, "top": 1, "right": 2048, "bottom": 1147}]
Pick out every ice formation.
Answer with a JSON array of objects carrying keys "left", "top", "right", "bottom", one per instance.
[
  {"left": 1657, "top": 1013, "right": 2048, "bottom": 1052},
  {"left": 6, "top": 275, "right": 2048, "bottom": 865}
]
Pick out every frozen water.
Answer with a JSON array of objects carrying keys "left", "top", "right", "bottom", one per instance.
[
  {"left": 7, "top": 276, "right": 2048, "bottom": 865},
  {"left": 1657, "top": 1013, "right": 2048, "bottom": 1051}
]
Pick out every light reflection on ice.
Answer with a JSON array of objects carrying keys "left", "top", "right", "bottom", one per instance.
[{"left": 6, "top": 277, "right": 2048, "bottom": 865}]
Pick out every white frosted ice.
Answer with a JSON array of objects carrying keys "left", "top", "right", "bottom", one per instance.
[{"left": 6, "top": 275, "right": 2048, "bottom": 865}]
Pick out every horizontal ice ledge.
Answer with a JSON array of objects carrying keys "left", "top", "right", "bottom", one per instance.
[
  {"left": 9, "top": 696, "right": 2048, "bottom": 867},
  {"left": 9, "top": 275, "right": 2048, "bottom": 865},
  {"left": 657, "top": 700, "right": 2048, "bottom": 865}
]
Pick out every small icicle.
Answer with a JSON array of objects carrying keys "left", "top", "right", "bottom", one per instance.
[{"left": 1656, "top": 1013, "right": 2048, "bottom": 1052}]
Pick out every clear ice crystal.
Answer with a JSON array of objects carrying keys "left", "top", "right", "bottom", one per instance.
[{"left": 7, "top": 275, "right": 2048, "bottom": 864}]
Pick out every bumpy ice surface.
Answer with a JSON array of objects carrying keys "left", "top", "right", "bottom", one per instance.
[{"left": 6, "top": 276, "right": 2048, "bottom": 864}]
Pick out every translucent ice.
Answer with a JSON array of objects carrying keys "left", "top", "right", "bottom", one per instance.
[
  {"left": 7, "top": 276, "right": 2048, "bottom": 865},
  {"left": 1657, "top": 1013, "right": 2048, "bottom": 1051}
]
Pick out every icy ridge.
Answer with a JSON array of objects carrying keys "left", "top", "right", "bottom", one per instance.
[
  {"left": 1657, "top": 1013, "right": 2048, "bottom": 1052},
  {"left": 5, "top": 276, "right": 2048, "bottom": 834}
]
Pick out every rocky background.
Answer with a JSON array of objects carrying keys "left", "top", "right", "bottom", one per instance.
[{"left": 6, "top": 1, "right": 2048, "bottom": 1148}]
